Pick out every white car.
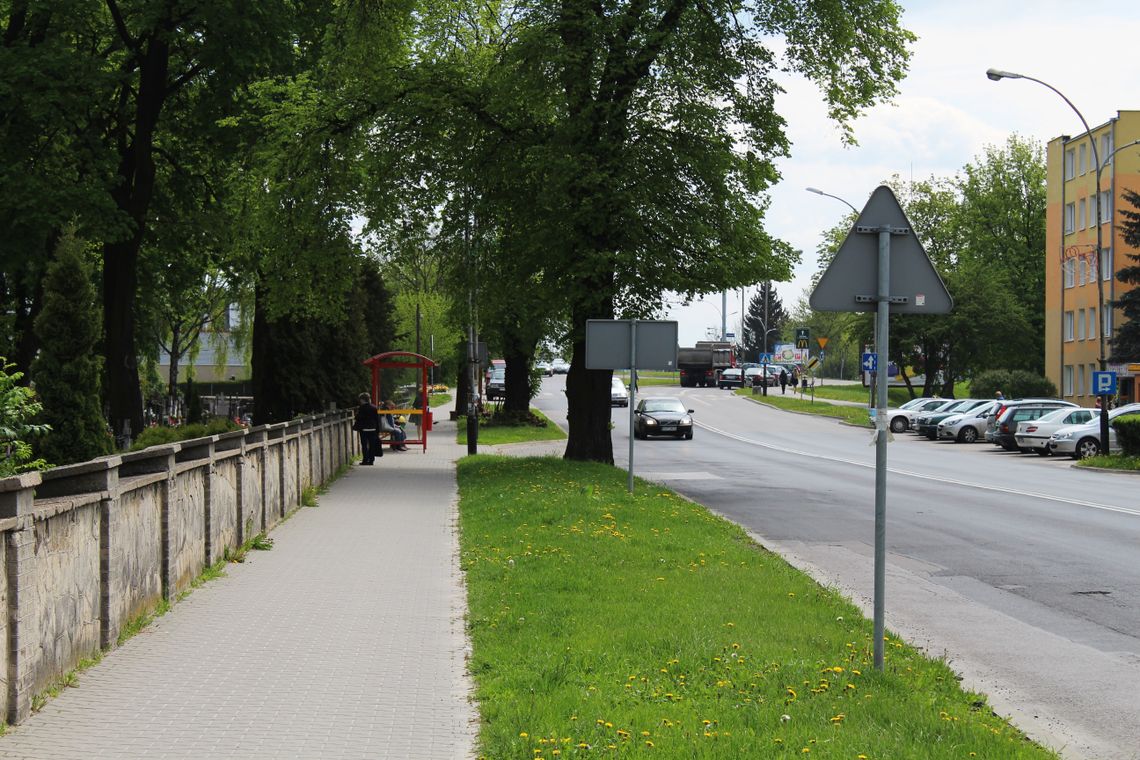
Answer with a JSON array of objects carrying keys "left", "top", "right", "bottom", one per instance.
[
  {"left": 937, "top": 400, "right": 1001, "bottom": 443},
  {"left": 1047, "top": 403, "right": 1140, "bottom": 459},
  {"left": 884, "top": 398, "right": 952, "bottom": 433},
  {"left": 1014, "top": 407, "right": 1097, "bottom": 455}
]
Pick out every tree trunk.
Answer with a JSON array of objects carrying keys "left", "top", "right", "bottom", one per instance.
[
  {"left": 102, "top": 30, "right": 171, "bottom": 444},
  {"left": 503, "top": 326, "right": 536, "bottom": 415}
]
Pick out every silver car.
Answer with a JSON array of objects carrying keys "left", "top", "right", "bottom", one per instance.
[
  {"left": 937, "top": 400, "right": 1000, "bottom": 443},
  {"left": 1013, "top": 407, "right": 1096, "bottom": 455},
  {"left": 1047, "top": 403, "right": 1140, "bottom": 459},
  {"left": 883, "top": 398, "right": 949, "bottom": 433}
]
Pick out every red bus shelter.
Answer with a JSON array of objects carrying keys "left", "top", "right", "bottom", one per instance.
[{"left": 362, "top": 351, "right": 436, "bottom": 452}]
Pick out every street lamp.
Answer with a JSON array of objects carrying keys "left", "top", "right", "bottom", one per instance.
[
  {"left": 987, "top": 68, "right": 1110, "bottom": 453},
  {"left": 806, "top": 186, "right": 859, "bottom": 215}
]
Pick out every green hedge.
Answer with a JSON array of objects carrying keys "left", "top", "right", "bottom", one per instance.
[
  {"left": 131, "top": 419, "right": 244, "bottom": 451},
  {"left": 1112, "top": 415, "right": 1140, "bottom": 456}
]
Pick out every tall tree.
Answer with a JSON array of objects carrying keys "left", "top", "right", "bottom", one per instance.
[
  {"left": 743, "top": 283, "right": 787, "bottom": 360},
  {"left": 32, "top": 227, "right": 112, "bottom": 463},
  {"left": 1110, "top": 188, "right": 1140, "bottom": 362}
]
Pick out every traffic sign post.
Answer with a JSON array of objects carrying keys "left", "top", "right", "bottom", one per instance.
[
  {"left": 1092, "top": 371, "right": 1117, "bottom": 397},
  {"left": 809, "top": 186, "right": 952, "bottom": 672}
]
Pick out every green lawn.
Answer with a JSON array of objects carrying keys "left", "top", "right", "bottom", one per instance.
[
  {"left": 458, "top": 457, "right": 1058, "bottom": 759},
  {"left": 456, "top": 408, "right": 567, "bottom": 446},
  {"left": 1076, "top": 454, "right": 1140, "bottom": 471},
  {"left": 429, "top": 392, "right": 453, "bottom": 408},
  {"left": 737, "top": 388, "right": 873, "bottom": 426}
]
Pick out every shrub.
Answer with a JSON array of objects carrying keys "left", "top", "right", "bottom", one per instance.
[
  {"left": 1113, "top": 415, "right": 1140, "bottom": 456},
  {"left": 970, "top": 369, "right": 1056, "bottom": 399},
  {"left": 0, "top": 360, "right": 49, "bottom": 477},
  {"left": 131, "top": 418, "right": 242, "bottom": 451}
]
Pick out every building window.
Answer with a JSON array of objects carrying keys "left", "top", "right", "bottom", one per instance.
[
  {"left": 1064, "top": 365, "right": 1074, "bottom": 396},
  {"left": 1100, "top": 133, "right": 1113, "bottom": 165},
  {"left": 1078, "top": 365, "right": 1086, "bottom": 395},
  {"left": 1064, "top": 258, "right": 1075, "bottom": 288},
  {"left": 1078, "top": 309, "right": 1086, "bottom": 340},
  {"left": 1100, "top": 190, "right": 1111, "bottom": 224},
  {"left": 1088, "top": 307, "right": 1096, "bottom": 339},
  {"left": 1065, "top": 203, "right": 1075, "bottom": 233},
  {"left": 1079, "top": 198, "right": 1087, "bottom": 229},
  {"left": 1079, "top": 143, "right": 1087, "bottom": 175},
  {"left": 1101, "top": 248, "right": 1112, "bottom": 281},
  {"left": 1064, "top": 311, "right": 1074, "bottom": 341},
  {"left": 1065, "top": 149, "right": 1075, "bottom": 179},
  {"left": 1104, "top": 307, "right": 1113, "bottom": 337},
  {"left": 1079, "top": 257, "right": 1087, "bottom": 285}
]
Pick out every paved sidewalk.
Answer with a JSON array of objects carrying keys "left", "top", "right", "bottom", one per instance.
[{"left": 0, "top": 411, "right": 476, "bottom": 759}]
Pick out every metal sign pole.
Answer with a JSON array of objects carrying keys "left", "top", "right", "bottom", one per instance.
[
  {"left": 873, "top": 229, "right": 891, "bottom": 671},
  {"left": 627, "top": 321, "right": 637, "bottom": 493}
]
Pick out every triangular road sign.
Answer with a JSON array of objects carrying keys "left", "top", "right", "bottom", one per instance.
[{"left": 810, "top": 186, "right": 952, "bottom": 314}]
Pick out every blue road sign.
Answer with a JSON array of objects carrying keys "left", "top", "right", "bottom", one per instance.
[
  {"left": 1092, "top": 371, "right": 1117, "bottom": 396},
  {"left": 862, "top": 353, "right": 878, "bottom": 372},
  {"left": 758, "top": 352, "right": 773, "bottom": 363}
]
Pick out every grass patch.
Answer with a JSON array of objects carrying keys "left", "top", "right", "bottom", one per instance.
[
  {"left": 737, "top": 389, "right": 873, "bottom": 426},
  {"left": 457, "top": 408, "right": 568, "bottom": 446},
  {"left": 31, "top": 652, "right": 104, "bottom": 713},
  {"left": 429, "top": 393, "right": 453, "bottom": 408},
  {"left": 810, "top": 384, "right": 910, "bottom": 406},
  {"left": 117, "top": 597, "right": 172, "bottom": 647},
  {"left": 1075, "top": 454, "right": 1140, "bottom": 471},
  {"left": 616, "top": 371, "right": 679, "bottom": 388},
  {"left": 302, "top": 485, "right": 319, "bottom": 507},
  {"left": 458, "top": 457, "right": 1058, "bottom": 758}
]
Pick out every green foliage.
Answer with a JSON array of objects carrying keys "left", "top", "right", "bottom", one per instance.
[
  {"left": 1110, "top": 189, "right": 1140, "bottom": 362},
  {"left": 970, "top": 369, "right": 1056, "bottom": 400},
  {"left": 1112, "top": 416, "right": 1140, "bottom": 457},
  {"left": 742, "top": 283, "right": 788, "bottom": 359},
  {"left": 0, "top": 360, "right": 49, "bottom": 477},
  {"left": 31, "top": 228, "right": 113, "bottom": 464},
  {"left": 130, "top": 419, "right": 242, "bottom": 451},
  {"left": 185, "top": 378, "right": 204, "bottom": 425}
]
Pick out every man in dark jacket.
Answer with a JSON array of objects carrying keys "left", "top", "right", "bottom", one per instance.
[
  {"left": 353, "top": 393, "right": 382, "bottom": 464},
  {"left": 779, "top": 368, "right": 788, "bottom": 395}
]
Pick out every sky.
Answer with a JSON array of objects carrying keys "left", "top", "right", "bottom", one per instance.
[{"left": 667, "top": 0, "right": 1140, "bottom": 346}]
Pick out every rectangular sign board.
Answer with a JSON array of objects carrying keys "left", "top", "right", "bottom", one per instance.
[{"left": 585, "top": 320, "right": 679, "bottom": 371}]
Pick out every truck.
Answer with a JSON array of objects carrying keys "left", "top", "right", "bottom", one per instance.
[{"left": 677, "top": 341, "right": 735, "bottom": 387}]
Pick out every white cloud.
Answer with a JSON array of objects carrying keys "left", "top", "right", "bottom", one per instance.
[{"left": 667, "top": 1, "right": 1140, "bottom": 346}]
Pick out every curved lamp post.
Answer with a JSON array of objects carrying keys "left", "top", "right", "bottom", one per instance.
[
  {"left": 986, "top": 68, "right": 1110, "bottom": 453},
  {"left": 806, "top": 186, "right": 859, "bottom": 215}
]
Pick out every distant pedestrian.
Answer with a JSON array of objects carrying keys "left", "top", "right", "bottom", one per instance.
[
  {"left": 995, "top": 390, "right": 1004, "bottom": 400},
  {"left": 779, "top": 368, "right": 788, "bottom": 394},
  {"left": 353, "top": 392, "right": 382, "bottom": 465},
  {"left": 790, "top": 368, "right": 798, "bottom": 389}
]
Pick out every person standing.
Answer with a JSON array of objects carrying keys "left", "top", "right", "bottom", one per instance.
[
  {"left": 353, "top": 392, "right": 381, "bottom": 465},
  {"left": 779, "top": 368, "right": 788, "bottom": 395}
]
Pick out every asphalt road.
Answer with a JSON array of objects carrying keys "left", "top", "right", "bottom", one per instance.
[{"left": 532, "top": 375, "right": 1140, "bottom": 760}]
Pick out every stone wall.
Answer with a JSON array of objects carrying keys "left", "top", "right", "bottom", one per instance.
[{"left": 0, "top": 410, "right": 356, "bottom": 725}]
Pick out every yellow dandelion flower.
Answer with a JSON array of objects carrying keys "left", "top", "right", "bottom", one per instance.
[
  {"left": 605, "top": 722, "right": 613, "bottom": 728},
  {"left": 641, "top": 731, "right": 651, "bottom": 737},
  {"left": 520, "top": 732, "right": 529, "bottom": 738},
  {"left": 645, "top": 740, "right": 654, "bottom": 747},
  {"left": 830, "top": 714, "right": 845, "bottom": 724},
  {"left": 551, "top": 751, "right": 560, "bottom": 757}
]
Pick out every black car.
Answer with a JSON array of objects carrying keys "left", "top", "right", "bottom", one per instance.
[
  {"left": 633, "top": 397, "right": 694, "bottom": 440},
  {"left": 913, "top": 399, "right": 988, "bottom": 439}
]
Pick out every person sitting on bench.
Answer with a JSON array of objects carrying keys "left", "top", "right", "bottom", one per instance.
[{"left": 382, "top": 400, "right": 409, "bottom": 451}]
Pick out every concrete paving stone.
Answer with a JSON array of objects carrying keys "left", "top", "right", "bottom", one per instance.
[{"left": 0, "top": 404, "right": 476, "bottom": 759}]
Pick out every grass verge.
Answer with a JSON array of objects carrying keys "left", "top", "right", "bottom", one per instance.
[
  {"left": 737, "top": 388, "right": 873, "bottom": 426},
  {"left": 430, "top": 393, "right": 453, "bottom": 408},
  {"left": 1075, "top": 454, "right": 1140, "bottom": 471},
  {"left": 458, "top": 457, "right": 1058, "bottom": 758},
  {"left": 457, "top": 408, "right": 568, "bottom": 446}
]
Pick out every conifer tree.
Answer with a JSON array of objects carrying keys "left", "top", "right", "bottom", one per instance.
[
  {"left": 32, "top": 228, "right": 112, "bottom": 463},
  {"left": 1110, "top": 189, "right": 1140, "bottom": 362}
]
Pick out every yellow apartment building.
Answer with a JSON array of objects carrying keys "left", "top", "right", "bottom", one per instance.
[{"left": 1045, "top": 110, "right": 1140, "bottom": 407}]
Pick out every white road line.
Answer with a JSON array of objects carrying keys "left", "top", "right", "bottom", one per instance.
[{"left": 696, "top": 420, "right": 1140, "bottom": 519}]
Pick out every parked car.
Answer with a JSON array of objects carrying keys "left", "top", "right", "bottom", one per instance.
[
  {"left": 1047, "top": 403, "right": 1140, "bottom": 459},
  {"left": 743, "top": 367, "right": 772, "bottom": 387},
  {"left": 914, "top": 399, "right": 989, "bottom": 438},
  {"left": 992, "top": 403, "right": 1078, "bottom": 451},
  {"left": 884, "top": 398, "right": 953, "bottom": 433},
  {"left": 536, "top": 361, "right": 554, "bottom": 376},
  {"left": 1014, "top": 407, "right": 1097, "bottom": 455},
  {"left": 633, "top": 397, "right": 694, "bottom": 440},
  {"left": 487, "top": 367, "right": 506, "bottom": 400},
  {"left": 937, "top": 401, "right": 1000, "bottom": 443},
  {"left": 984, "top": 399, "right": 1077, "bottom": 443},
  {"left": 551, "top": 359, "right": 571, "bottom": 374},
  {"left": 610, "top": 376, "right": 629, "bottom": 407},
  {"left": 718, "top": 368, "right": 744, "bottom": 389}
]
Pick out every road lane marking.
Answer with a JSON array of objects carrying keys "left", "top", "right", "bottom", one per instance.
[
  {"left": 639, "top": 471, "right": 721, "bottom": 481},
  {"left": 695, "top": 420, "right": 1140, "bottom": 519}
]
